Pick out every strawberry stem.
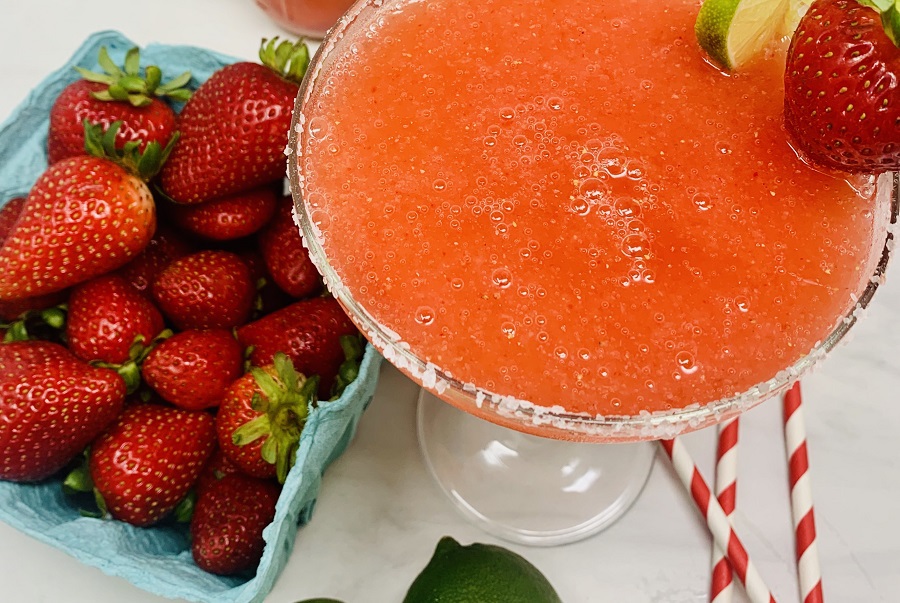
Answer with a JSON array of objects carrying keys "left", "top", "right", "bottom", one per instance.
[
  {"left": 857, "top": 0, "right": 900, "bottom": 46},
  {"left": 330, "top": 334, "right": 365, "bottom": 400},
  {"left": 230, "top": 352, "right": 319, "bottom": 484},
  {"left": 83, "top": 120, "right": 179, "bottom": 181},
  {"left": 74, "top": 46, "right": 193, "bottom": 106},
  {"left": 258, "top": 37, "right": 310, "bottom": 85}
]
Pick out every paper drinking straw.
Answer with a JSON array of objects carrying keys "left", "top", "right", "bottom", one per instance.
[
  {"left": 710, "top": 417, "right": 740, "bottom": 603},
  {"left": 783, "top": 383, "right": 825, "bottom": 603},
  {"left": 659, "top": 438, "right": 777, "bottom": 603}
]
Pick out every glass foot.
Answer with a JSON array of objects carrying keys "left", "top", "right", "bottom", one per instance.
[{"left": 416, "top": 389, "right": 656, "bottom": 547}]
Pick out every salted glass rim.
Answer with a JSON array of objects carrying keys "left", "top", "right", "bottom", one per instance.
[{"left": 287, "top": 0, "right": 899, "bottom": 441}]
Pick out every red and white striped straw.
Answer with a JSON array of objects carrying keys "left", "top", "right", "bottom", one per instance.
[
  {"left": 659, "top": 438, "right": 777, "bottom": 603},
  {"left": 783, "top": 383, "right": 825, "bottom": 603},
  {"left": 710, "top": 417, "right": 740, "bottom": 603}
]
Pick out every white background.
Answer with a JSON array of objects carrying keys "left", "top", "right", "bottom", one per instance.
[{"left": 1, "top": 1, "right": 899, "bottom": 601}]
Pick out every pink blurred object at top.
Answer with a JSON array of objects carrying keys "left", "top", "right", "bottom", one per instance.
[{"left": 255, "top": 0, "right": 356, "bottom": 38}]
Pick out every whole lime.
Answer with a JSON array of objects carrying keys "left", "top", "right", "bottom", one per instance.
[{"left": 403, "top": 536, "right": 562, "bottom": 603}]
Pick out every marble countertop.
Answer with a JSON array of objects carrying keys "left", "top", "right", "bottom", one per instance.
[{"left": 1, "top": 2, "right": 899, "bottom": 601}]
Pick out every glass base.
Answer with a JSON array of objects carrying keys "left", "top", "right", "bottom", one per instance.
[{"left": 416, "top": 389, "right": 656, "bottom": 547}]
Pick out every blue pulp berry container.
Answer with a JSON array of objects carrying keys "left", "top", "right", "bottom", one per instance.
[{"left": 0, "top": 30, "right": 382, "bottom": 603}]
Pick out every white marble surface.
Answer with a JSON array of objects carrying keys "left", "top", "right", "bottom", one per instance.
[{"left": 1, "top": 1, "right": 899, "bottom": 601}]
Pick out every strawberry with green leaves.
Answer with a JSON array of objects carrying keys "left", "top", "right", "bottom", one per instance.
[
  {"left": 0, "top": 122, "right": 170, "bottom": 301},
  {"left": 159, "top": 38, "right": 310, "bottom": 203},
  {"left": 259, "top": 195, "right": 323, "bottom": 298},
  {"left": 66, "top": 274, "right": 165, "bottom": 367},
  {"left": 151, "top": 249, "right": 256, "bottom": 330},
  {"left": 191, "top": 473, "right": 281, "bottom": 575},
  {"left": 165, "top": 184, "right": 279, "bottom": 241},
  {"left": 784, "top": 0, "right": 900, "bottom": 171},
  {"left": 48, "top": 46, "right": 190, "bottom": 164},
  {"left": 89, "top": 403, "right": 216, "bottom": 526},
  {"left": 0, "top": 341, "right": 125, "bottom": 482},
  {"left": 216, "top": 353, "right": 318, "bottom": 482},
  {"left": 142, "top": 329, "right": 244, "bottom": 410},
  {"left": 237, "top": 297, "right": 359, "bottom": 398}
]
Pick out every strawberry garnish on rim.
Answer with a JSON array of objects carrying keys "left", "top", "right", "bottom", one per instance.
[{"left": 784, "top": 0, "right": 900, "bottom": 172}]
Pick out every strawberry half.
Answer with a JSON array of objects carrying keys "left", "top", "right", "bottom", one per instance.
[
  {"left": 784, "top": 0, "right": 900, "bottom": 171},
  {"left": 159, "top": 38, "right": 310, "bottom": 203},
  {"left": 90, "top": 403, "right": 216, "bottom": 526},
  {"left": 48, "top": 46, "right": 191, "bottom": 164},
  {"left": 0, "top": 341, "right": 125, "bottom": 481}
]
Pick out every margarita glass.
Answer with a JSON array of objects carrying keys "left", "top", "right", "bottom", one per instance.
[{"left": 289, "top": 0, "right": 897, "bottom": 544}]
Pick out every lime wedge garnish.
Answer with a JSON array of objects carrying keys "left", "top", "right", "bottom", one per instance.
[
  {"left": 695, "top": 0, "right": 791, "bottom": 70},
  {"left": 780, "top": 0, "right": 813, "bottom": 37}
]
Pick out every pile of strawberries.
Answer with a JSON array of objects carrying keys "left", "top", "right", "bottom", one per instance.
[{"left": 0, "top": 39, "right": 362, "bottom": 576}]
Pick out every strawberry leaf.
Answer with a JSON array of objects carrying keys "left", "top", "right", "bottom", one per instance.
[
  {"left": 858, "top": 0, "right": 894, "bottom": 11},
  {"left": 123, "top": 47, "right": 141, "bottom": 77},
  {"left": 145, "top": 65, "right": 162, "bottom": 92},
  {"left": 882, "top": 6, "right": 900, "bottom": 45},
  {"left": 74, "top": 46, "right": 192, "bottom": 104},
  {"left": 97, "top": 46, "right": 125, "bottom": 79},
  {"left": 73, "top": 65, "right": 114, "bottom": 85},
  {"left": 173, "top": 491, "right": 196, "bottom": 523},
  {"left": 157, "top": 70, "right": 193, "bottom": 92},
  {"left": 258, "top": 36, "right": 311, "bottom": 84}
]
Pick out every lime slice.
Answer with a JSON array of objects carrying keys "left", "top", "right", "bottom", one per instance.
[
  {"left": 780, "top": 0, "right": 813, "bottom": 37},
  {"left": 695, "top": 0, "right": 791, "bottom": 70}
]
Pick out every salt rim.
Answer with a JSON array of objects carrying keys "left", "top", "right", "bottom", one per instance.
[{"left": 286, "top": 0, "right": 900, "bottom": 442}]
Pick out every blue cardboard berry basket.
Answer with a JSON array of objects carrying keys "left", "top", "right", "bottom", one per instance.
[{"left": 0, "top": 30, "right": 382, "bottom": 603}]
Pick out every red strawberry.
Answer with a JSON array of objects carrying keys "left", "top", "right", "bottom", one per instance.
[
  {"left": 116, "top": 223, "right": 195, "bottom": 296},
  {"left": 784, "top": 0, "right": 900, "bottom": 172},
  {"left": 0, "top": 123, "right": 167, "bottom": 301},
  {"left": 196, "top": 447, "right": 245, "bottom": 495},
  {"left": 66, "top": 274, "right": 165, "bottom": 365},
  {"left": 236, "top": 297, "right": 358, "bottom": 397},
  {"left": 90, "top": 403, "right": 216, "bottom": 526},
  {"left": 0, "top": 198, "right": 68, "bottom": 321},
  {"left": 152, "top": 250, "right": 256, "bottom": 330},
  {"left": 191, "top": 473, "right": 281, "bottom": 575},
  {"left": 142, "top": 329, "right": 244, "bottom": 410},
  {"left": 0, "top": 341, "right": 125, "bottom": 481},
  {"left": 48, "top": 46, "right": 190, "bottom": 164},
  {"left": 165, "top": 184, "right": 279, "bottom": 241},
  {"left": 216, "top": 353, "right": 318, "bottom": 481},
  {"left": 258, "top": 195, "right": 322, "bottom": 298},
  {"left": 159, "top": 38, "right": 310, "bottom": 203}
]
